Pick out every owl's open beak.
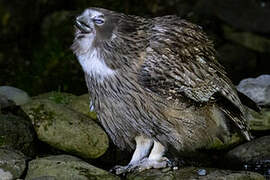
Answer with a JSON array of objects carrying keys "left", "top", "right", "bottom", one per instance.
[{"left": 75, "top": 17, "right": 92, "bottom": 33}]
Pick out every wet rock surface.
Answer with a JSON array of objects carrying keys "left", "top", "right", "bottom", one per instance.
[
  {"left": 25, "top": 155, "right": 120, "bottom": 180},
  {"left": 0, "top": 114, "right": 36, "bottom": 156},
  {"left": 126, "top": 167, "right": 265, "bottom": 180},
  {"left": 21, "top": 98, "right": 109, "bottom": 159},
  {"left": 0, "top": 148, "right": 27, "bottom": 180},
  {"left": 226, "top": 136, "right": 270, "bottom": 177},
  {"left": 226, "top": 136, "right": 270, "bottom": 164}
]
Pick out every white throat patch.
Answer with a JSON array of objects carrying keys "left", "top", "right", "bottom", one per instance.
[{"left": 77, "top": 50, "right": 115, "bottom": 80}]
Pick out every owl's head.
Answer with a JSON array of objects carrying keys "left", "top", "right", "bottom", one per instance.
[
  {"left": 71, "top": 8, "right": 147, "bottom": 57},
  {"left": 71, "top": 8, "right": 123, "bottom": 55}
]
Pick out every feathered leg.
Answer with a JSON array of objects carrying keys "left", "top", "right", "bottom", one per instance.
[{"left": 135, "top": 140, "right": 171, "bottom": 172}]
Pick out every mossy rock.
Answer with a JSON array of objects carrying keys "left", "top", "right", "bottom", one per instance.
[
  {"left": 33, "top": 91, "right": 77, "bottom": 105},
  {"left": 25, "top": 155, "right": 120, "bottom": 180},
  {"left": 21, "top": 99, "right": 108, "bottom": 159}
]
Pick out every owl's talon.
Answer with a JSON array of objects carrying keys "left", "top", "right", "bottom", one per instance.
[
  {"left": 89, "top": 100, "right": 94, "bottom": 112},
  {"left": 110, "top": 164, "right": 133, "bottom": 175}
]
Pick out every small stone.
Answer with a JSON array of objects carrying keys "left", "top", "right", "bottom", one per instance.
[{"left": 197, "top": 169, "right": 207, "bottom": 176}]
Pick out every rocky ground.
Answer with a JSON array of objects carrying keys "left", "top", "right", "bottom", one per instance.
[{"left": 0, "top": 75, "right": 270, "bottom": 180}]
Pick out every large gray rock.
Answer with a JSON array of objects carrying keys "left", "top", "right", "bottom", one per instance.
[
  {"left": 226, "top": 136, "right": 270, "bottom": 164},
  {"left": 127, "top": 167, "right": 265, "bottom": 180},
  {"left": 0, "top": 114, "right": 36, "bottom": 156},
  {"left": 0, "top": 148, "right": 27, "bottom": 180},
  {"left": 25, "top": 155, "right": 120, "bottom": 180},
  {"left": 237, "top": 75, "right": 270, "bottom": 106},
  {"left": 21, "top": 98, "right": 108, "bottom": 159},
  {"left": 0, "top": 86, "right": 30, "bottom": 105}
]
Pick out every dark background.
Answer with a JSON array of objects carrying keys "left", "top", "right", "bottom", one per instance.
[{"left": 0, "top": 0, "right": 269, "bottom": 96}]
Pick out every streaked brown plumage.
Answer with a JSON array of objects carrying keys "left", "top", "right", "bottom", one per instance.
[{"left": 71, "top": 7, "right": 253, "bottom": 173}]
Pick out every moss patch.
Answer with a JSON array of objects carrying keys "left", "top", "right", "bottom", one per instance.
[
  {"left": 48, "top": 91, "right": 72, "bottom": 105},
  {"left": 29, "top": 103, "right": 55, "bottom": 131}
]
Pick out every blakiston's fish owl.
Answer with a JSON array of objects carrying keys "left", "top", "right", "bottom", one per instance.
[{"left": 71, "top": 7, "right": 256, "bottom": 174}]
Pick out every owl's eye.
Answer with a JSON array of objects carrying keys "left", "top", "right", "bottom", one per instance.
[{"left": 93, "top": 18, "right": 105, "bottom": 25}]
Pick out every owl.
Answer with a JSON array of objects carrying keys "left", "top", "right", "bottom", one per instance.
[{"left": 71, "top": 7, "right": 256, "bottom": 174}]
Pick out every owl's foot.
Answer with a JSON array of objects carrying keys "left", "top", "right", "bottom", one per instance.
[
  {"left": 110, "top": 136, "right": 172, "bottom": 175},
  {"left": 134, "top": 157, "right": 172, "bottom": 172},
  {"left": 110, "top": 157, "right": 172, "bottom": 175}
]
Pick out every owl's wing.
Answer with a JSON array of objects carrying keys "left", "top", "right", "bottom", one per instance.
[{"left": 138, "top": 17, "right": 250, "bottom": 139}]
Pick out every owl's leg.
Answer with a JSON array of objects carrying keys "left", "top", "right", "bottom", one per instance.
[
  {"left": 135, "top": 140, "right": 171, "bottom": 172},
  {"left": 111, "top": 135, "right": 153, "bottom": 175}
]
